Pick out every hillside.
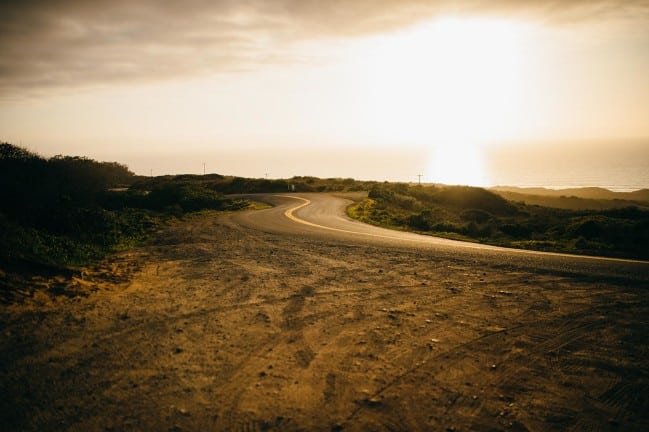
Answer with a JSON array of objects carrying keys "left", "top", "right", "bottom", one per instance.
[
  {"left": 491, "top": 189, "right": 649, "bottom": 211},
  {"left": 0, "top": 142, "right": 247, "bottom": 271},
  {"left": 491, "top": 186, "right": 649, "bottom": 202},
  {"left": 349, "top": 183, "right": 649, "bottom": 260}
]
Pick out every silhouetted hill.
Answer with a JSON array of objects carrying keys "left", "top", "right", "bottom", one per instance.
[
  {"left": 0, "top": 142, "right": 245, "bottom": 268},
  {"left": 491, "top": 186, "right": 649, "bottom": 202},
  {"left": 491, "top": 190, "right": 649, "bottom": 211}
]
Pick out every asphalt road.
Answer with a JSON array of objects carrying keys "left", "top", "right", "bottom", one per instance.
[{"left": 233, "top": 193, "right": 649, "bottom": 283}]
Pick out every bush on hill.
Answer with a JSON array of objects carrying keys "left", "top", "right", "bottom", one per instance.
[{"left": 0, "top": 142, "right": 247, "bottom": 267}]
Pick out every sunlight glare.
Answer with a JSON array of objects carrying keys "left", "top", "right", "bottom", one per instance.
[
  {"left": 356, "top": 16, "right": 531, "bottom": 186},
  {"left": 363, "top": 16, "right": 530, "bottom": 145},
  {"left": 429, "top": 141, "right": 489, "bottom": 186}
]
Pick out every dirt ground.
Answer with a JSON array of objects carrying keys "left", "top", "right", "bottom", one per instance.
[{"left": 1, "top": 210, "right": 648, "bottom": 431}]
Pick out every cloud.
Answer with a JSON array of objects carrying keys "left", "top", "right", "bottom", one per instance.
[{"left": 1, "top": 0, "right": 647, "bottom": 97}]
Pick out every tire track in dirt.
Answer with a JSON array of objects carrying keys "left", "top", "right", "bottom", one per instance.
[
  {"left": 281, "top": 285, "right": 317, "bottom": 369},
  {"left": 341, "top": 298, "right": 649, "bottom": 431}
]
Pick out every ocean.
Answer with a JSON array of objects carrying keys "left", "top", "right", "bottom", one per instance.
[
  {"left": 484, "top": 139, "right": 649, "bottom": 192},
  {"left": 485, "top": 163, "right": 649, "bottom": 191}
]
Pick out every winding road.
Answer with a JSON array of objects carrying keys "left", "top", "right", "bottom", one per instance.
[{"left": 233, "top": 193, "right": 649, "bottom": 282}]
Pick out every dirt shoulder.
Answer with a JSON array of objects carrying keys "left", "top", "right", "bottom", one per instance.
[{"left": 1, "top": 210, "right": 648, "bottom": 431}]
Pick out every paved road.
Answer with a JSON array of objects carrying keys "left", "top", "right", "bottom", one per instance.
[{"left": 233, "top": 193, "right": 649, "bottom": 283}]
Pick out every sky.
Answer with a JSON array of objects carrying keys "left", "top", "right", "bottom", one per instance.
[{"left": 1, "top": 0, "right": 649, "bottom": 188}]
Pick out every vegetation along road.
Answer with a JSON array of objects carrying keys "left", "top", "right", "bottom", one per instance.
[{"left": 2, "top": 193, "right": 648, "bottom": 431}]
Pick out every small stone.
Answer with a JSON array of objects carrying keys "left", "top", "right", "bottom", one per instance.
[{"left": 366, "top": 397, "right": 382, "bottom": 406}]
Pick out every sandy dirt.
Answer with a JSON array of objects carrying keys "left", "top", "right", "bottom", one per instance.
[{"left": 1, "top": 209, "right": 648, "bottom": 431}]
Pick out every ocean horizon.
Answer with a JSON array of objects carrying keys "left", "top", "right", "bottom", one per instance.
[
  {"left": 77, "top": 138, "right": 649, "bottom": 193},
  {"left": 484, "top": 139, "right": 649, "bottom": 192},
  {"left": 485, "top": 164, "right": 649, "bottom": 192}
]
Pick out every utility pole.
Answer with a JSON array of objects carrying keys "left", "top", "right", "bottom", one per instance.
[
  {"left": 417, "top": 174, "right": 423, "bottom": 185},
  {"left": 203, "top": 162, "right": 206, "bottom": 176}
]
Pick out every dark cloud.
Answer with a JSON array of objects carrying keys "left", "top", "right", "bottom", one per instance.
[{"left": 1, "top": 0, "right": 647, "bottom": 97}]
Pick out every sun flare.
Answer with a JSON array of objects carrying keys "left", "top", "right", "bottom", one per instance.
[
  {"left": 428, "top": 142, "right": 489, "bottom": 186},
  {"left": 364, "top": 16, "right": 529, "bottom": 144},
  {"left": 360, "top": 16, "right": 531, "bottom": 185}
]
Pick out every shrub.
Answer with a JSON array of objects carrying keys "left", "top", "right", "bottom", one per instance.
[
  {"left": 501, "top": 223, "right": 532, "bottom": 239},
  {"left": 408, "top": 211, "right": 431, "bottom": 230},
  {"left": 145, "top": 183, "right": 230, "bottom": 212},
  {"left": 460, "top": 209, "right": 492, "bottom": 223}
]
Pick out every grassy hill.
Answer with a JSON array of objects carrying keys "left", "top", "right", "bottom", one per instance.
[
  {"left": 492, "top": 186, "right": 649, "bottom": 205},
  {"left": 349, "top": 183, "right": 649, "bottom": 260},
  {"left": 129, "top": 174, "right": 377, "bottom": 195},
  {"left": 0, "top": 143, "right": 247, "bottom": 269},
  {"left": 490, "top": 189, "right": 649, "bottom": 211}
]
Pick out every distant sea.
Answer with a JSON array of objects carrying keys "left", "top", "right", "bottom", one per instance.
[
  {"left": 485, "top": 139, "right": 649, "bottom": 192},
  {"left": 487, "top": 164, "right": 649, "bottom": 192}
]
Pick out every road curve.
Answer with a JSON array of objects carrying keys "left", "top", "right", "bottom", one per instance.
[{"left": 230, "top": 193, "right": 649, "bottom": 282}]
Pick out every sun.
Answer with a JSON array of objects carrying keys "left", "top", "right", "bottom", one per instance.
[
  {"left": 356, "top": 16, "right": 531, "bottom": 185},
  {"left": 363, "top": 16, "right": 529, "bottom": 144},
  {"left": 428, "top": 141, "right": 489, "bottom": 186}
]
